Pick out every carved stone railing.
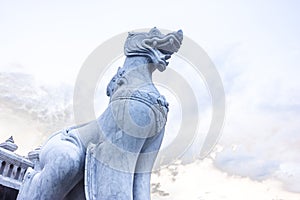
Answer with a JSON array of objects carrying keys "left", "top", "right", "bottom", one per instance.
[{"left": 0, "top": 137, "right": 34, "bottom": 199}]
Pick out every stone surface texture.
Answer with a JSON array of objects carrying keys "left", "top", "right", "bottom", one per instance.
[{"left": 16, "top": 27, "right": 183, "bottom": 200}]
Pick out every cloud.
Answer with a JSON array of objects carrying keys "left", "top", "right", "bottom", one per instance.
[
  {"left": 152, "top": 159, "right": 300, "bottom": 200},
  {"left": 208, "top": 32, "right": 300, "bottom": 192},
  {"left": 0, "top": 71, "right": 74, "bottom": 153},
  {"left": 214, "top": 145, "right": 279, "bottom": 180},
  {"left": 1, "top": 0, "right": 300, "bottom": 197}
]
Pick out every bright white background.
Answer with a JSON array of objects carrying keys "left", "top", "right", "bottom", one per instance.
[{"left": 0, "top": 1, "right": 299, "bottom": 199}]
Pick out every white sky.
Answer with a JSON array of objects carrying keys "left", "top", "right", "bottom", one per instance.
[{"left": 0, "top": 0, "right": 300, "bottom": 199}]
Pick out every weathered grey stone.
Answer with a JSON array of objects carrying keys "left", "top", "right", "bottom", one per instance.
[
  {"left": 17, "top": 27, "right": 183, "bottom": 200},
  {"left": 0, "top": 137, "right": 33, "bottom": 193}
]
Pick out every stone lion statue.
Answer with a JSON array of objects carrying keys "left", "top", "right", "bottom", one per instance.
[{"left": 17, "top": 27, "right": 183, "bottom": 200}]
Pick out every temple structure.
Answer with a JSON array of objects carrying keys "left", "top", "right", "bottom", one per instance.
[{"left": 0, "top": 137, "right": 35, "bottom": 200}]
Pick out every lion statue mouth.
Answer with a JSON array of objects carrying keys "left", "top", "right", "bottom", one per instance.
[{"left": 124, "top": 27, "right": 183, "bottom": 71}]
